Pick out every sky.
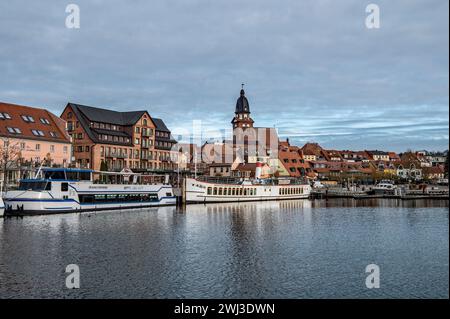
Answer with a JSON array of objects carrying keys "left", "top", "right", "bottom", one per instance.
[{"left": 0, "top": 0, "right": 448, "bottom": 152}]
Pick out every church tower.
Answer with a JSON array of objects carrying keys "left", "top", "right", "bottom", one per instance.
[{"left": 231, "top": 84, "right": 254, "bottom": 129}]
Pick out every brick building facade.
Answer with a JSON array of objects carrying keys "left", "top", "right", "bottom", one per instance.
[{"left": 61, "top": 103, "right": 169, "bottom": 171}]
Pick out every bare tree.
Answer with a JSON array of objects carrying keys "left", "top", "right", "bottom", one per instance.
[{"left": 0, "top": 137, "right": 22, "bottom": 192}]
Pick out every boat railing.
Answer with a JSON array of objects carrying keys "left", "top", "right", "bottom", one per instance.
[
  {"left": 196, "top": 176, "right": 243, "bottom": 184},
  {"left": 195, "top": 176, "right": 310, "bottom": 185}
]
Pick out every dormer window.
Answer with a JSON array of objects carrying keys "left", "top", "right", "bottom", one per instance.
[
  {"left": 49, "top": 131, "right": 58, "bottom": 138},
  {"left": 0, "top": 112, "right": 11, "bottom": 120},
  {"left": 40, "top": 118, "right": 51, "bottom": 125},
  {"left": 31, "top": 129, "right": 45, "bottom": 136},
  {"left": 7, "top": 127, "right": 22, "bottom": 134},
  {"left": 21, "top": 115, "right": 35, "bottom": 123}
]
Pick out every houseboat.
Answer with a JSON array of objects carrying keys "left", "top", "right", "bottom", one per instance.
[
  {"left": 184, "top": 165, "right": 311, "bottom": 204},
  {"left": 3, "top": 168, "right": 176, "bottom": 215}
]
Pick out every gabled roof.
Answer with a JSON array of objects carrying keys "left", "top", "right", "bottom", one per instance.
[
  {"left": 68, "top": 103, "right": 147, "bottom": 126},
  {"left": 152, "top": 118, "right": 171, "bottom": 132}
]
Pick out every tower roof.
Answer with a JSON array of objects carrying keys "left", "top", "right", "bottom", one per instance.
[{"left": 235, "top": 88, "right": 250, "bottom": 114}]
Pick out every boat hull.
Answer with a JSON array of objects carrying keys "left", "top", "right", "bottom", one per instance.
[{"left": 3, "top": 201, "right": 175, "bottom": 216}]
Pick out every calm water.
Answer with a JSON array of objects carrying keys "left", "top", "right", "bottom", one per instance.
[{"left": 0, "top": 199, "right": 448, "bottom": 299}]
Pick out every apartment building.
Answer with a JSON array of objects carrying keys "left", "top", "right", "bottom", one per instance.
[{"left": 60, "top": 103, "right": 159, "bottom": 171}]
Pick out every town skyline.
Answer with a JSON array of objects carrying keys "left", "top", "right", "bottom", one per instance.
[{"left": 1, "top": 0, "right": 448, "bottom": 152}]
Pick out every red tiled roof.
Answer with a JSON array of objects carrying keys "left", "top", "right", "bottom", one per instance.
[
  {"left": 423, "top": 166, "right": 444, "bottom": 174},
  {"left": 234, "top": 163, "right": 257, "bottom": 171},
  {"left": 0, "top": 102, "right": 70, "bottom": 143}
]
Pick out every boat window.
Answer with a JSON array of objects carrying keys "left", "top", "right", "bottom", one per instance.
[
  {"left": 79, "top": 172, "right": 91, "bottom": 181},
  {"left": 44, "top": 170, "right": 66, "bottom": 180},
  {"left": 66, "top": 171, "right": 78, "bottom": 180},
  {"left": 61, "top": 183, "right": 68, "bottom": 192},
  {"left": 18, "top": 181, "right": 49, "bottom": 191},
  {"left": 80, "top": 193, "right": 159, "bottom": 204},
  {"left": 207, "top": 187, "right": 212, "bottom": 195},
  {"left": 213, "top": 188, "right": 217, "bottom": 195}
]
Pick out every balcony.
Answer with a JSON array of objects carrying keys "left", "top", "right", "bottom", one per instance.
[
  {"left": 104, "top": 152, "right": 127, "bottom": 158},
  {"left": 140, "top": 153, "right": 154, "bottom": 160},
  {"left": 141, "top": 131, "right": 153, "bottom": 137}
]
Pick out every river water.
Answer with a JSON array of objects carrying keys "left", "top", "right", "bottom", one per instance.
[{"left": 0, "top": 198, "right": 448, "bottom": 299}]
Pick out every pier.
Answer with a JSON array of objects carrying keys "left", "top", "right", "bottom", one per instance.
[{"left": 310, "top": 186, "right": 449, "bottom": 200}]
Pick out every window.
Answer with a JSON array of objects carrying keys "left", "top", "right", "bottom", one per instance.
[
  {"left": 31, "top": 130, "right": 45, "bottom": 136},
  {"left": 50, "top": 145, "right": 55, "bottom": 153},
  {"left": 135, "top": 138, "right": 140, "bottom": 145},
  {"left": 40, "top": 118, "right": 50, "bottom": 125},
  {"left": 86, "top": 146, "right": 90, "bottom": 152},
  {"left": 20, "top": 142, "right": 26, "bottom": 150},
  {"left": 36, "top": 144, "right": 41, "bottom": 151},
  {"left": 0, "top": 112, "right": 11, "bottom": 119},
  {"left": 135, "top": 127, "right": 140, "bottom": 133},
  {"left": 61, "top": 183, "right": 69, "bottom": 192},
  {"left": 23, "top": 115, "right": 35, "bottom": 122},
  {"left": 49, "top": 131, "right": 58, "bottom": 138},
  {"left": 67, "top": 112, "right": 73, "bottom": 119},
  {"left": 63, "top": 146, "right": 68, "bottom": 154}
]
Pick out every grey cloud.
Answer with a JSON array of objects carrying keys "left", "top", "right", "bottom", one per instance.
[{"left": 0, "top": 0, "right": 448, "bottom": 152}]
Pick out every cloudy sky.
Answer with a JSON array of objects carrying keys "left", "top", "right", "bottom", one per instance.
[{"left": 1, "top": 0, "right": 448, "bottom": 151}]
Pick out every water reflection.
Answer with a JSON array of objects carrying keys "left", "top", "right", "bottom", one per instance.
[{"left": 0, "top": 199, "right": 448, "bottom": 299}]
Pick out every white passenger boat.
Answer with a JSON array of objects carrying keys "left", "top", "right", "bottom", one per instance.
[
  {"left": 184, "top": 176, "right": 311, "bottom": 203},
  {"left": 3, "top": 168, "right": 176, "bottom": 215},
  {"left": 372, "top": 180, "right": 397, "bottom": 195}
]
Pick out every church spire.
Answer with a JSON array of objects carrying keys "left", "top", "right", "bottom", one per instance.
[{"left": 231, "top": 85, "right": 254, "bottom": 129}]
